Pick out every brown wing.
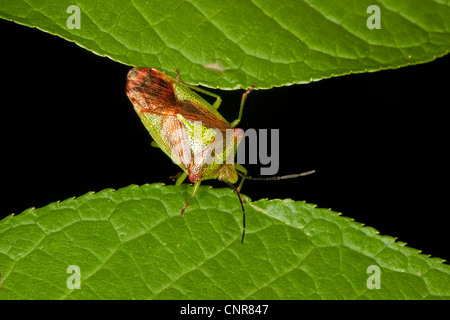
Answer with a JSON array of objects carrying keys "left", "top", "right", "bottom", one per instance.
[
  {"left": 126, "top": 67, "right": 231, "bottom": 130},
  {"left": 126, "top": 67, "right": 179, "bottom": 114}
]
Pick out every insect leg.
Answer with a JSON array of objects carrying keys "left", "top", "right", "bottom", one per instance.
[
  {"left": 236, "top": 164, "right": 248, "bottom": 192},
  {"left": 175, "top": 171, "right": 188, "bottom": 186},
  {"left": 230, "top": 84, "right": 256, "bottom": 128},
  {"left": 180, "top": 181, "right": 201, "bottom": 216},
  {"left": 150, "top": 141, "right": 160, "bottom": 148},
  {"left": 174, "top": 69, "right": 222, "bottom": 109}
]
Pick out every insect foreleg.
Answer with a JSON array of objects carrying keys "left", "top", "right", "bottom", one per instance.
[
  {"left": 180, "top": 181, "right": 201, "bottom": 216},
  {"left": 175, "top": 171, "right": 188, "bottom": 186}
]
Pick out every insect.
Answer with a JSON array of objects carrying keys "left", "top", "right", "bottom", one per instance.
[{"left": 126, "top": 67, "right": 314, "bottom": 243}]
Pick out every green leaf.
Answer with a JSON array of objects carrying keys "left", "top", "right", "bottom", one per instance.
[
  {"left": 1, "top": 0, "right": 449, "bottom": 89},
  {"left": 0, "top": 184, "right": 449, "bottom": 299}
]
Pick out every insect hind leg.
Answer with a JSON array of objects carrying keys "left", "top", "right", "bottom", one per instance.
[
  {"left": 230, "top": 84, "right": 256, "bottom": 128},
  {"left": 174, "top": 69, "right": 222, "bottom": 109}
]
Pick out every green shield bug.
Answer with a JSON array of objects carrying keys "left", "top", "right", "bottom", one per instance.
[{"left": 126, "top": 67, "right": 314, "bottom": 243}]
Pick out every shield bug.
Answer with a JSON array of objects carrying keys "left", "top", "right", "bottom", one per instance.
[{"left": 126, "top": 67, "right": 314, "bottom": 243}]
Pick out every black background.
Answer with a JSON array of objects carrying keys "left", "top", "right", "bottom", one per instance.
[{"left": 1, "top": 19, "right": 449, "bottom": 262}]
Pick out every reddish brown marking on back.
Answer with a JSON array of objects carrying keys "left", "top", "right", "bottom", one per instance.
[
  {"left": 126, "top": 68, "right": 232, "bottom": 131},
  {"left": 126, "top": 67, "right": 178, "bottom": 115}
]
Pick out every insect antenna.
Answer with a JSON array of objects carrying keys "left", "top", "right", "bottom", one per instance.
[
  {"left": 225, "top": 170, "right": 315, "bottom": 243},
  {"left": 238, "top": 169, "right": 316, "bottom": 181},
  {"left": 223, "top": 181, "right": 246, "bottom": 244}
]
